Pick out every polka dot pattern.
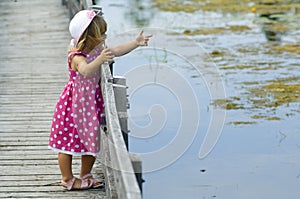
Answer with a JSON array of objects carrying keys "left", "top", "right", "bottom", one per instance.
[{"left": 49, "top": 50, "right": 104, "bottom": 156}]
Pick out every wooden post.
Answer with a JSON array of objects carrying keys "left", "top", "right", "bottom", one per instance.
[
  {"left": 66, "top": 0, "right": 80, "bottom": 18},
  {"left": 81, "top": 0, "right": 93, "bottom": 9},
  {"left": 65, "top": 0, "right": 94, "bottom": 19},
  {"left": 130, "top": 154, "right": 144, "bottom": 194},
  {"left": 113, "top": 77, "right": 129, "bottom": 150}
]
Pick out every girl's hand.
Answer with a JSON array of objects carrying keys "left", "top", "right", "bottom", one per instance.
[
  {"left": 136, "top": 30, "right": 153, "bottom": 46},
  {"left": 99, "top": 46, "right": 115, "bottom": 63}
]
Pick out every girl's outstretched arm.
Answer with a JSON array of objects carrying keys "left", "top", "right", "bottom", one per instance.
[{"left": 110, "top": 30, "right": 152, "bottom": 57}]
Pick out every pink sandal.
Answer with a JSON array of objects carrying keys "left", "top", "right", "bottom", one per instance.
[
  {"left": 61, "top": 177, "right": 93, "bottom": 190},
  {"left": 81, "top": 173, "right": 105, "bottom": 189}
]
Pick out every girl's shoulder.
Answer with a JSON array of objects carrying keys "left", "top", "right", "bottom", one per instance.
[{"left": 68, "top": 51, "right": 88, "bottom": 70}]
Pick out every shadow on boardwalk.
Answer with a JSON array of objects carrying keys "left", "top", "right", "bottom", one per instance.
[{"left": 0, "top": 0, "right": 105, "bottom": 198}]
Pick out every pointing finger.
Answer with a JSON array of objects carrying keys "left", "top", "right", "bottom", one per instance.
[{"left": 139, "top": 29, "right": 144, "bottom": 36}]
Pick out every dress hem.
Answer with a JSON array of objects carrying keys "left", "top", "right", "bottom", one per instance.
[{"left": 48, "top": 146, "right": 100, "bottom": 157}]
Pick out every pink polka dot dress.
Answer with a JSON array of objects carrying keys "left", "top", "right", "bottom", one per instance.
[{"left": 49, "top": 48, "right": 104, "bottom": 156}]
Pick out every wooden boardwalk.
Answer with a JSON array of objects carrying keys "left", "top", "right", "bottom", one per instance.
[{"left": 0, "top": 0, "right": 106, "bottom": 198}]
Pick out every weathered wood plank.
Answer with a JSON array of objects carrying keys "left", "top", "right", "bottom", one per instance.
[
  {"left": 0, "top": 155, "right": 57, "bottom": 160},
  {"left": 0, "top": 175, "right": 62, "bottom": 181},
  {"left": 0, "top": 150, "right": 55, "bottom": 156},
  {"left": 0, "top": 128, "right": 51, "bottom": 134},
  {"left": 0, "top": 186, "right": 105, "bottom": 195},
  {"left": 0, "top": 137, "right": 51, "bottom": 142},
  {"left": 0, "top": 191, "right": 105, "bottom": 199},
  {"left": 0, "top": 132, "right": 49, "bottom": 137},
  {"left": 0, "top": 145, "right": 48, "bottom": 151},
  {"left": 0, "top": 159, "right": 64, "bottom": 166}
]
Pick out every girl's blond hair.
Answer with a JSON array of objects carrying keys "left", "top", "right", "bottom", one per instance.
[{"left": 69, "top": 15, "right": 107, "bottom": 53}]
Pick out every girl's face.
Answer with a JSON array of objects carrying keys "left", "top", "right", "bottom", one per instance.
[{"left": 84, "top": 35, "right": 105, "bottom": 53}]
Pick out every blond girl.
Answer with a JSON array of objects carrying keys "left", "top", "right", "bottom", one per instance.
[{"left": 49, "top": 9, "right": 152, "bottom": 190}]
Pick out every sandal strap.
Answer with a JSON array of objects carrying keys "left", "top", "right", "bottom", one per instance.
[
  {"left": 61, "top": 177, "right": 92, "bottom": 190},
  {"left": 81, "top": 173, "right": 105, "bottom": 188},
  {"left": 81, "top": 173, "right": 93, "bottom": 180},
  {"left": 81, "top": 178, "right": 93, "bottom": 189},
  {"left": 91, "top": 178, "right": 105, "bottom": 188},
  {"left": 61, "top": 177, "right": 76, "bottom": 190}
]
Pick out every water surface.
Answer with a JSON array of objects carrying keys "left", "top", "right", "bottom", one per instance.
[{"left": 97, "top": 0, "right": 300, "bottom": 198}]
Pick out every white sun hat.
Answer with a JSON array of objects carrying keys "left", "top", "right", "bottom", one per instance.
[{"left": 69, "top": 9, "right": 101, "bottom": 46}]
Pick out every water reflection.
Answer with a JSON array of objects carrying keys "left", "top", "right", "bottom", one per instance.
[
  {"left": 255, "top": 1, "right": 300, "bottom": 42},
  {"left": 260, "top": 14, "right": 284, "bottom": 42},
  {"left": 127, "top": 0, "right": 153, "bottom": 27},
  {"left": 258, "top": 1, "right": 286, "bottom": 42},
  {"left": 111, "top": 45, "right": 219, "bottom": 172}
]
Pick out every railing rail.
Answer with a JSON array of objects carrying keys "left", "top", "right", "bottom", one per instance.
[{"left": 100, "top": 63, "right": 142, "bottom": 199}]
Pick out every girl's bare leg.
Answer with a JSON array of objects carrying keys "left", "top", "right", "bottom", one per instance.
[
  {"left": 58, "top": 153, "right": 86, "bottom": 188},
  {"left": 58, "top": 153, "right": 73, "bottom": 182},
  {"left": 80, "top": 155, "right": 96, "bottom": 177}
]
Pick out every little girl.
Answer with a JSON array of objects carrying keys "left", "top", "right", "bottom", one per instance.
[{"left": 49, "top": 9, "right": 152, "bottom": 190}]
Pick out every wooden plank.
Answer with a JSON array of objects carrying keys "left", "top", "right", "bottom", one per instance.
[
  {"left": 0, "top": 136, "right": 51, "bottom": 141},
  {"left": 0, "top": 175, "right": 62, "bottom": 181},
  {"left": 0, "top": 137, "right": 51, "bottom": 142},
  {"left": 0, "top": 129, "right": 51, "bottom": 134},
  {"left": 0, "top": 150, "right": 56, "bottom": 156},
  {"left": 0, "top": 160, "right": 64, "bottom": 166},
  {"left": 0, "top": 145, "right": 48, "bottom": 151},
  {"left": 0, "top": 155, "right": 57, "bottom": 160},
  {"left": 0, "top": 132, "right": 50, "bottom": 137},
  {"left": 0, "top": 191, "right": 105, "bottom": 199}
]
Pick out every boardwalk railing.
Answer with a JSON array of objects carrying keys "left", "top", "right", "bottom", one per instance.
[
  {"left": 63, "top": 1, "right": 143, "bottom": 198},
  {"left": 100, "top": 63, "right": 142, "bottom": 199}
]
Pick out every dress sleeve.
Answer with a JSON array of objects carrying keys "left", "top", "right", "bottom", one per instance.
[{"left": 67, "top": 51, "right": 88, "bottom": 69}]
